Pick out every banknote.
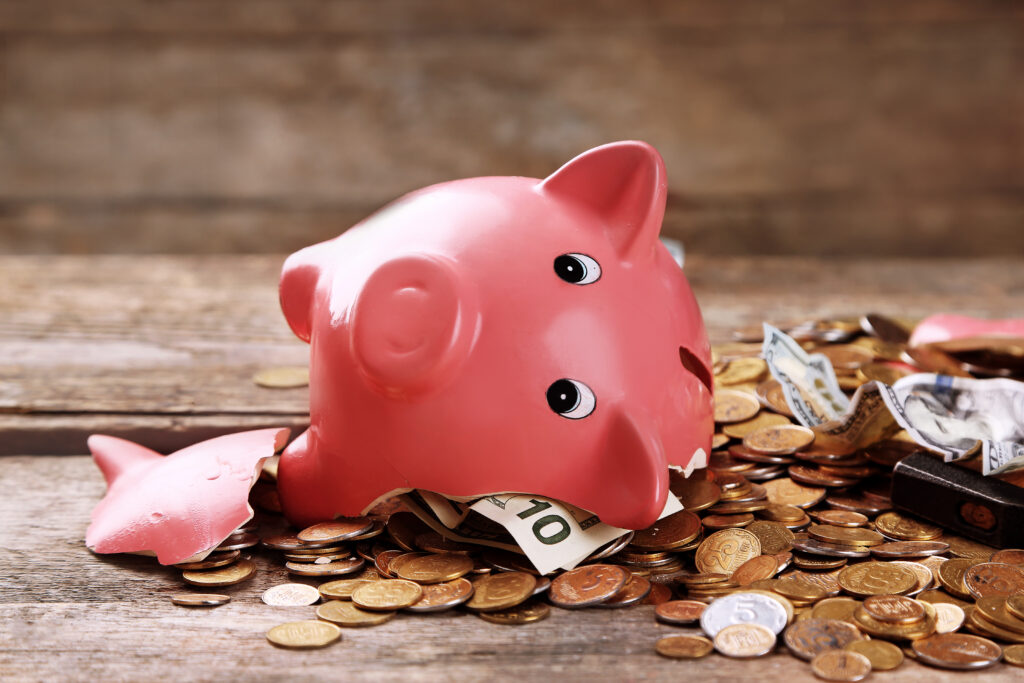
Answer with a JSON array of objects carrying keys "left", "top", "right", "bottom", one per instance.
[
  {"left": 762, "top": 324, "right": 850, "bottom": 426},
  {"left": 811, "top": 381, "right": 901, "bottom": 455},
  {"left": 877, "top": 374, "right": 1024, "bottom": 475},
  {"left": 471, "top": 493, "right": 682, "bottom": 575}
]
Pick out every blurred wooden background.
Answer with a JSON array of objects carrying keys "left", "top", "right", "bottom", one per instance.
[{"left": 1, "top": 0, "right": 1022, "bottom": 257}]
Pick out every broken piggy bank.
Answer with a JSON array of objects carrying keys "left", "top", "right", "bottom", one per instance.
[{"left": 277, "top": 140, "right": 713, "bottom": 532}]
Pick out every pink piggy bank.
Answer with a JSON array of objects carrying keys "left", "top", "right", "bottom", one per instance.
[{"left": 278, "top": 141, "right": 713, "bottom": 531}]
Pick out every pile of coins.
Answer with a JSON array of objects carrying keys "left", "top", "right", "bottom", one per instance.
[{"left": 163, "top": 313, "right": 1024, "bottom": 675}]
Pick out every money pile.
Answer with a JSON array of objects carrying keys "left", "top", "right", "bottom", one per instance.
[{"left": 161, "top": 312, "right": 1024, "bottom": 674}]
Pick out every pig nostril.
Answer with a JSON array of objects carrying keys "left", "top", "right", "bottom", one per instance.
[{"left": 678, "top": 346, "right": 713, "bottom": 392}]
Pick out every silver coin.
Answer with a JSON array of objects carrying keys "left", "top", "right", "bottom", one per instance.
[
  {"left": 791, "top": 536, "right": 870, "bottom": 558},
  {"left": 699, "top": 591, "right": 789, "bottom": 637},
  {"left": 262, "top": 583, "right": 322, "bottom": 607}
]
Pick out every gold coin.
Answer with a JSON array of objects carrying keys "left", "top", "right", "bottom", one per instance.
[
  {"left": 630, "top": 510, "right": 702, "bottom": 551},
  {"left": 931, "top": 602, "right": 966, "bottom": 634},
  {"left": 810, "top": 510, "right": 868, "bottom": 528},
  {"left": 811, "top": 597, "right": 860, "bottom": 622},
  {"left": 845, "top": 639, "right": 903, "bottom": 671},
  {"left": 945, "top": 535, "right": 996, "bottom": 560},
  {"left": 266, "top": 620, "right": 341, "bottom": 649},
  {"left": 937, "top": 558, "right": 981, "bottom": 599},
  {"left": 808, "top": 524, "right": 884, "bottom": 547},
  {"left": 174, "top": 550, "right": 241, "bottom": 570},
  {"left": 773, "top": 577, "right": 827, "bottom": 603},
  {"left": 405, "top": 578, "right": 475, "bottom": 612},
  {"left": 548, "top": 564, "right": 629, "bottom": 609},
  {"left": 852, "top": 602, "right": 937, "bottom": 640},
  {"left": 712, "top": 433, "right": 730, "bottom": 449},
  {"left": 655, "top": 634, "right": 714, "bottom": 659},
  {"left": 721, "top": 412, "right": 791, "bottom": 439},
  {"left": 911, "top": 633, "right": 1002, "bottom": 670},
  {"left": 315, "top": 600, "right": 395, "bottom": 627},
  {"left": 1008, "top": 594, "right": 1024, "bottom": 620},
  {"left": 297, "top": 517, "right": 374, "bottom": 544},
  {"left": 253, "top": 366, "right": 309, "bottom": 389},
  {"left": 694, "top": 528, "right": 761, "bottom": 575},
  {"left": 744, "top": 424, "right": 815, "bottom": 455},
  {"left": 715, "top": 389, "right": 762, "bottom": 424},
  {"left": 783, "top": 618, "right": 863, "bottom": 660},
  {"left": 1004, "top": 644, "right": 1024, "bottom": 667},
  {"left": 713, "top": 623, "right": 776, "bottom": 658},
  {"left": 716, "top": 358, "right": 768, "bottom": 386},
  {"left": 182, "top": 558, "right": 256, "bottom": 587},
  {"left": 810, "top": 650, "right": 872, "bottom": 682},
  {"left": 262, "top": 583, "right": 322, "bottom": 607},
  {"left": 351, "top": 579, "right": 423, "bottom": 611},
  {"left": 861, "top": 595, "right": 925, "bottom": 624},
  {"left": 874, "top": 512, "right": 943, "bottom": 541},
  {"left": 170, "top": 593, "right": 230, "bottom": 607},
  {"left": 477, "top": 600, "right": 551, "bottom": 625},
  {"left": 394, "top": 552, "right": 474, "bottom": 584},
  {"left": 746, "top": 521, "right": 795, "bottom": 554},
  {"left": 466, "top": 571, "right": 537, "bottom": 612},
  {"left": 286, "top": 557, "right": 366, "bottom": 577},
  {"left": 318, "top": 574, "right": 380, "bottom": 600},
  {"left": 762, "top": 478, "right": 826, "bottom": 509},
  {"left": 756, "top": 379, "right": 794, "bottom": 417},
  {"left": 838, "top": 562, "right": 917, "bottom": 598},
  {"left": 759, "top": 503, "right": 806, "bottom": 522}
]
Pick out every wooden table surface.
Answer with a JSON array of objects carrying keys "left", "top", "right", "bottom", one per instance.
[{"left": 2, "top": 254, "right": 1023, "bottom": 682}]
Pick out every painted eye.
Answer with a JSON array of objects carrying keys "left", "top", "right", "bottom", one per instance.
[
  {"left": 554, "top": 253, "right": 601, "bottom": 285},
  {"left": 546, "top": 379, "right": 596, "bottom": 419}
]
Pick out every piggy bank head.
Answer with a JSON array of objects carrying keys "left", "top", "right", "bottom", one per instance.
[{"left": 277, "top": 141, "right": 713, "bottom": 530}]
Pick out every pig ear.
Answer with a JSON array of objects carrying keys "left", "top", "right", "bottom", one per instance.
[
  {"left": 539, "top": 140, "right": 667, "bottom": 261},
  {"left": 279, "top": 244, "right": 325, "bottom": 343},
  {"left": 350, "top": 255, "right": 477, "bottom": 396}
]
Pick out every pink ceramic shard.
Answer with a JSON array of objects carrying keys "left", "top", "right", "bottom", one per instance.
[
  {"left": 86, "top": 428, "right": 289, "bottom": 565},
  {"left": 911, "top": 314, "right": 1024, "bottom": 347},
  {"left": 276, "top": 141, "right": 714, "bottom": 531}
]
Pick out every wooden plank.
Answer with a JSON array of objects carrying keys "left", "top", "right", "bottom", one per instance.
[
  {"left": 1, "top": 1, "right": 1022, "bottom": 256},
  {"left": 3, "top": 254, "right": 1024, "bottom": 455},
  {"left": 0, "top": 454, "right": 1015, "bottom": 681}
]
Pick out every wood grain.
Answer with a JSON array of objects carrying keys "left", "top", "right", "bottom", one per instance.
[
  {"left": 2, "top": 254, "right": 1024, "bottom": 454},
  {"left": 0, "top": 454, "right": 1016, "bottom": 682},
  {"left": 2, "top": 1, "right": 1022, "bottom": 256}
]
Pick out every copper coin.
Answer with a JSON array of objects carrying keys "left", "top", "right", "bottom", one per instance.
[
  {"left": 385, "top": 511, "right": 431, "bottom": 551},
  {"left": 783, "top": 618, "right": 863, "bottom": 660},
  {"left": 810, "top": 650, "right": 872, "bottom": 681},
  {"left": 810, "top": 510, "right": 868, "bottom": 528},
  {"left": 862, "top": 595, "right": 926, "bottom": 624},
  {"left": 405, "top": 578, "right": 475, "bottom": 612},
  {"left": 655, "top": 599, "right": 707, "bottom": 625},
  {"left": 599, "top": 575, "right": 652, "bottom": 608},
  {"left": 991, "top": 549, "right": 1024, "bottom": 566},
  {"left": 788, "top": 465, "right": 862, "bottom": 488},
  {"left": 477, "top": 600, "right": 551, "bottom": 625},
  {"left": 215, "top": 532, "right": 260, "bottom": 551},
  {"left": 262, "top": 533, "right": 330, "bottom": 551},
  {"left": 351, "top": 578, "right": 423, "bottom": 611},
  {"left": 1008, "top": 594, "right": 1024, "bottom": 620},
  {"left": 631, "top": 510, "right": 703, "bottom": 551},
  {"left": 792, "top": 536, "right": 870, "bottom": 559},
  {"left": 395, "top": 552, "right": 474, "bottom": 584},
  {"left": 808, "top": 524, "right": 884, "bottom": 547},
  {"left": 414, "top": 531, "right": 477, "bottom": 554},
  {"left": 964, "top": 562, "right": 1024, "bottom": 600},
  {"left": 911, "top": 633, "right": 1003, "bottom": 670},
  {"left": 825, "top": 494, "right": 890, "bottom": 516},
  {"left": 874, "top": 512, "right": 944, "bottom": 541},
  {"left": 708, "top": 499, "right": 769, "bottom": 515},
  {"left": 642, "top": 581, "right": 674, "bottom": 606},
  {"left": 374, "top": 549, "right": 404, "bottom": 577},
  {"left": 702, "top": 513, "right": 755, "bottom": 529},
  {"left": 728, "top": 444, "right": 796, "bottom": 465},
  {"left": 732, "top": 555, "right": 780, "bottom": 586},
  {"left": 670, "top": 474, "right": 721, "bottom": 511},
  {"left": 763, "top": 478, "right": 826, "bottom": 508},
  {"left": 759, "top": 503, "right": 806, "bottom": 522},
  {"left": 870, "top": 541, "right": 950, "bottom": 559},
  {"left": 548, "top": 564, "right": 629, "bottom": 609},
  {"left": 297, "top": 517, "right": 374, "bottom": 544}
]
